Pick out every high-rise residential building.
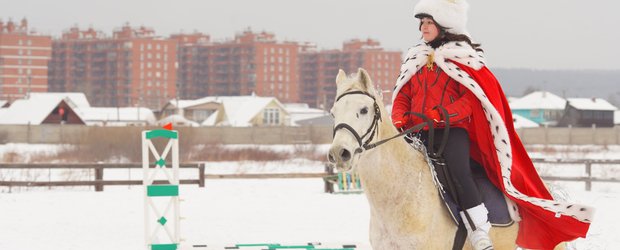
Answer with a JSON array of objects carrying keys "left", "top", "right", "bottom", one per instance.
[
  {"left": 170, "top": 33, "right": 211, "bottom": 100},
  {"left": 49, "top": 24, "right": 177, "bottom": 109},
  {"left": 0, "top": 18, "right": 52, "bottom": 101},
  {"left": 299, "top": 39, "right": 402, "bottom": 109},
  {"left": 173, "top": 29, "right": 300, "bottom": 103}
]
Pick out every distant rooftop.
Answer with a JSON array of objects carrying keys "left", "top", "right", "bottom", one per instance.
[
  {"left": 566, "top": 98, "right": 618, "bottom": 111},
  {"left": 509, "top": 91, "right": 566, "bottom": 110}
]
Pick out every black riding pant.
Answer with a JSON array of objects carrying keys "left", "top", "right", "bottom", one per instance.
[{"left": 420, "top": 127, "right": 482, "bottom": 209}]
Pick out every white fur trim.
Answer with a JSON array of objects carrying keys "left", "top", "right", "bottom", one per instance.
[
  {"left": 392, "top": 41, "right": 484, "bottom": 104},
  {"left": 392, "top": 41, "right": 595, "bottom": 224},
  {"left": 414, "top": 0, "right": 469, "bottom": 35}
]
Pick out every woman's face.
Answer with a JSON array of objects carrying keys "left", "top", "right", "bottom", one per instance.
[{"left": 420, "top": 17, "right": 439, "bottom": 42}]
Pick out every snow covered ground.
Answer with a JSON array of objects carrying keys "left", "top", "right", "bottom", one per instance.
[
  {"left": 0, "top": 179, "right": 371, "bottom": 250},
  {"left": 0, "top": 179, "right": 618, "bottom": 250},
  {"left": 1, "top": 143, "right": 619, "bottom": 249}
]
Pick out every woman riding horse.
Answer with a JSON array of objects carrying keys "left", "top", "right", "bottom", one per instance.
[{"left": 391, "top": 0, "right": 593, "bottom": 249}]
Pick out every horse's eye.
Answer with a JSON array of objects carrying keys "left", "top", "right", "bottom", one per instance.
[
  {"left": 360, "top": 107, "right": 369, "bottom": 115},
  {"left": 330, "top": 112, "right": 335, "bottom": 118}
]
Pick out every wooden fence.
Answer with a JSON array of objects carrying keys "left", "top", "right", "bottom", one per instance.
[
  {"left": 532, "top": 158, "right": 620, "bottom": 191},
  {"left": 1, "top": 160, "right": 619, "bottom": 192},
  {"left": 0, "top": 163, "right": 205, "bottom": 191}
]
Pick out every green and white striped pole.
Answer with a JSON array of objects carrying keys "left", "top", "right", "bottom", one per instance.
[{"left": 142, "top": 129, "right": 181, "bottom": 250}]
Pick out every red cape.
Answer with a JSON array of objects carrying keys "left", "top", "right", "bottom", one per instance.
[{"left": 455, "top": 62, "right": 591, "bottom": 249}]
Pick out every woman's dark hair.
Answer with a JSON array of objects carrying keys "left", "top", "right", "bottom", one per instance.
[{"left": 418, "top": 16, "right": 483, "bottom": 52}]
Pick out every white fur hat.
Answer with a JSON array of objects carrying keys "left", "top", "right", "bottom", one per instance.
[{"left": 413, "top": 0, "right": 469, "bottom": 35}]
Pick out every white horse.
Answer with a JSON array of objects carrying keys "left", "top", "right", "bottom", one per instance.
[{"left": 327, "top": 68, "right": 522, "bottom": 249}]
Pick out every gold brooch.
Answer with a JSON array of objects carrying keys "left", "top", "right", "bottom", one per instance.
[{"left": 426, "top": 52, "right": 435, "bottom": 71}]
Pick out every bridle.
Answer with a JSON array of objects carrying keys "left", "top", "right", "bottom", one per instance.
[
  {"left": 332, "top": 91, "right": 381, "bottom": 154},
  {"left": 332, "top": 90, "right": 428, "bottom": 155}
]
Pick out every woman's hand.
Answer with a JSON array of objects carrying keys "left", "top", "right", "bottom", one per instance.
[
  {"left": 424, "top": 109, "right": 442, "bottom": 126},
  {"left": 392, "top": 116, "right": 409, "bottom": 129}
]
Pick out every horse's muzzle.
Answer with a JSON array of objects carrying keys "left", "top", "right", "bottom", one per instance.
[{"left": 327, "top": 145, "right": 352, "bottom": 170}]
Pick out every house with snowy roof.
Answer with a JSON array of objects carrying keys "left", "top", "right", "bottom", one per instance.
[
  {"left": 509, "top": 91, "right": 566, "bottom": 126},
  {"left": 559, "top": 98, "right": 617, "bottom": 127},
  {"left": 283, "top": 103, "right": 331, "bottom": 126},
  {"left": 160, "top": 95, "right": 291, "bottom": 127},
  {"left": 0, "top": 93, "right": 87, "bottom": 125},
  {"left": 512, "top": 114, "right": 539, "bottom": 128},
  {"left": 0, "top": 93, "right": 156, "bottom": 126}
]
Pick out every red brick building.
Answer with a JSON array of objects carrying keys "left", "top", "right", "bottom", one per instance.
[
  {"left": 170, "top": 33, "right": 211, "bottom": 100},
  {"left": 299, "top": 39, "right": 402, "bottom": 109},
  {"left": 49, "top": 24, "right": 177, "bottom": 109},
  {"left": 173, "top": 29, "right": 300, "bottom": 103},
  {"left": 0, "top": 18, "right": 52, "bottom": 101}
]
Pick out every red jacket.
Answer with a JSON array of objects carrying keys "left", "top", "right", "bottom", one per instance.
[{"left": 392, "top": 64, "right": 475, "bottom": 129}]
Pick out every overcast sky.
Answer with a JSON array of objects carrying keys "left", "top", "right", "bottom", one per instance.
[{"left": 2, "top": 0, "right": 619, "bottom": 70}]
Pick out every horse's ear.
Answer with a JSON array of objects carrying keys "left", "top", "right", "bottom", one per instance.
[
  {"left": 336, "top": 69, "right": 347, "bottom": 85},
  {"left": 357, "top": 68, "right": 373, "bottom": 92}
]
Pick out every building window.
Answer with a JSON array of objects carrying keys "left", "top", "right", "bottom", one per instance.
[
  {"left": 193, "top": 110, "right": 214, "bottom": 123},
  {"left": 156, "top": 44, "right": 161, "bottom": 50},
  {"left": 530, "top": 109, "right": 540, "bottom": 117},
  {"left": 263, "top": 108, "right": 280, "bottom": 125}
]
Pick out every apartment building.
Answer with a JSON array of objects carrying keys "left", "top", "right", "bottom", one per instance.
[
  {"left": 0, "top": 18, "right": 52, "bottom": 101},
  {"left": 299, "top": 39, "right": 401, "bottom": 109},
  {"left": 173, "top": 29, "right": 300, "bottom": 103},
  {"left": 49, "top": 24, "right": 177, "bottom": 109}
]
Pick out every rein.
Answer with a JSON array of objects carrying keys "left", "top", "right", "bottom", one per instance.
[
  {"left": 333, "top": 90, "right": 453, "bottom": 158},
  {"left": 333, "top": 90, "right": 426, "bottom": 154}
]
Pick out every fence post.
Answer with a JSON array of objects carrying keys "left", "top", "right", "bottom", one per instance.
[
  {"left": 95, "top": 167, "right": 104, "bottom": 192},
  {"left": 198, "top": 163, "right": 205, "bottom": 188},
  {"left": 324, "top": 163, "right": 334, "bottom": 193},
  {"left": 544, "top": 124, "right": 549, "bottom": 146},
  {"left": 568, "top": 125, "right": 572, "bottom": 144},
  {"left": 585, "top": 161, "right": 592, "bottom": 191}
]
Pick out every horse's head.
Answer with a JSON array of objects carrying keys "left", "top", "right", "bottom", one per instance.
[{"left": 327, "top": 68, "right": 384, "bottom": 172}]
